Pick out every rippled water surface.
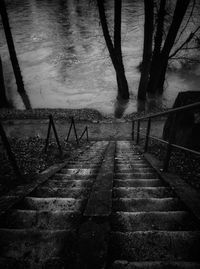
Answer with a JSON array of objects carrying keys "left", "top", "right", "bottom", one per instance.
[{"left": 0, "top": 0, "right": 200, "bottom": 115}]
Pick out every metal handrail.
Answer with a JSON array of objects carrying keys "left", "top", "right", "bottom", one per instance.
[
  {"left": 66, "top": 117, "right": 89, "bottom": 144},
  {"left": 66, "top": 117, "right": 79, "bottom": 144},
  {"left": 44, "top": 115, "right": 62, "bottom": 155},
  {"left": 134, "top": 101, "right": 200, "bottom": 121},
  {"left": 79, "top": 126, "right": 89, "bottom": 142},
  {"left": 132, "top": 101, "right": 200, "bottom": 171},
  {"left": 0, "top": 120, "right": 22, "bottom": 179}
]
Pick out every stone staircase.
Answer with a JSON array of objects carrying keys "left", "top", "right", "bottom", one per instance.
[
  {"left": 0, "top": 141, "right": 109, "bottom": 268},
  {"left": 109, "top": 141, "right": 200, "bottom": 269},
  {"left": 0, "top": 140, "right": 200, "bottom": 268}
]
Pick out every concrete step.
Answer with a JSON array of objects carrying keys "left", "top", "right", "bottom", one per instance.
[
  {"left": 59, "top": 168, "right": 97, "bottom": 175},
  {"left": 112, "top": 198, "right": 184, "bottom": 212},
  {"left": 113, "top": 187, "right": 174, "bottom": 199},
  {"left": 0, "top": 210, "right": 81, "bottom": 230},
  {"left": 111, "top": 211, "right": 199, "bottom": 231},
  {"left": 113, "top": 179, "right": 164, "bottom": 187},
  {"left": 0, "top": 229, "right": 76, "bottom": 266},
  {"left": 65, "top": 165, "right": 99, "bottom": 169},
  {"left": 116, "top": 164, "right": 151, "bottom": 169},
  {"left": 31, "top": 186, "right": 89, "bottom": 198},
  {"left": 111, "top": 260, "right": 200, "bottom": 269},
  {"left": 109, "top": 231, "right": 200, "bottom": 261},
  {"left": 44, "top": 179, "right": 93, "bottom": 188},
  {"left": 115, "top": 156, "right": 144, "bottom": 162},
  {"left": 115, "top": 173, "right": 158, "bottom": 179},
  {"left": 16, "top": 197, "right": 85, "bottom": 212},
  {"left": 115, "top": 168, "right": 155, "bottom": 173},
  {"left": 52, "top": 173, "right": 97, "bottom": 181},
  {"left": 116, "top": 161, "right": 148, "bottom": 165}
]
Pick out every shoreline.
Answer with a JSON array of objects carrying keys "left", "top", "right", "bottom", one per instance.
[{"left": 0, "top": 107, "right": 167, "bottom": 122}]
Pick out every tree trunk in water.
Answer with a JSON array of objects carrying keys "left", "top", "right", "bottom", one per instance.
[
  {"left": 157, "top": 59, "right": 168, "bottom": 93},
  {"left": 0, "top": 0, "right": 31, "bottom": 109},
  {"left": 0, "top": 56, "right": 9, "bottom": 108},
  {"left": 147, "top": 0, "right": 191, "bottom": 95},
  {"left": 97, "top": 0, "right": 129, "bottom": 100},
  {"left": 138, "top": 0, "right": 154, "bottom": 100}
]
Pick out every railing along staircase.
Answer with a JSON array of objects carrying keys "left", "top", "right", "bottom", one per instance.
[{"left": 132, "top": 102, "right": 200, "bottom": 171}]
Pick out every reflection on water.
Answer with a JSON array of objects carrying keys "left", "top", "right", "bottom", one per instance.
[{"left": 0, "top": 0, "right": 200, "bottom": 116}]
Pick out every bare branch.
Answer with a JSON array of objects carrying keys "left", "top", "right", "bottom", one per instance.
[
  {"left": 169, "top": 26, "right": 200, "bottom": 58},
  {"left": 175, "top": 0, "right": 196, "bottom": 44}
]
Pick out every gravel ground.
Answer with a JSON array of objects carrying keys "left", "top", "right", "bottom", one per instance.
[
  {"left": 0, "top": 107, "right": 168, "bottom": 122},
  {"left": 144, "top": 139, "right": 200, "bottom": 190},
  {"left": 0, "top": 108, "right": 104, "bottom": 122},
  {"left": 0, "top": 136, "right": 87, "bottom": 196}
]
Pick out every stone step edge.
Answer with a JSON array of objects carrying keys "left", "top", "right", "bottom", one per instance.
[{"left": 111, "top": 260, "right": 200, "bottom": 268}]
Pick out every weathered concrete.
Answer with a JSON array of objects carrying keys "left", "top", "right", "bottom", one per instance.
[
  {"left": 0, "top": 210, "right": 81, "bottom": 230},
  {"left": 110, "top": 231, "right": 200, "bottom": 261},
  {"left": 84, "top": 141, "right": 116, "bottom": 217},
  {"left": 113, "top": 179, "right": 163, "bottom": 187},
  {"left": 111, "top": 211, "right": 198, "bottom": 231},
  {"left": 112, "top": 197, "right": 184, "bottom": 212},
  {"left": 111, "top": 260, "right": 200, "bottom": 269},
  {"left": 112, "top": 187, "right": 174, "bottom": 198}
]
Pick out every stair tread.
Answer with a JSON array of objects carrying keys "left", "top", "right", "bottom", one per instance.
[
  {"left": 111, "top": 260, "right": 200, "bottom": 269},
  {"left": 0, "top": 209, "right": 81, "bottom": 229},
  {"left": 111, "top": 211, "right": 199, "bottom": 231},
  {"left": 110, "top": 231, "right": 200, "bottom": 261}
]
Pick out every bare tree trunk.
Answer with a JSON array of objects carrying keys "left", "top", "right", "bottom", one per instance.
[
  {"left": 97, "top": 0, "right": 129, "bottom": 100},
  {"left": 0, "top": 0, "right": 31, "bottom": 109},
  {"left": 147, "top": 0, "right": 191, "bottom": 94},
  {"left": 138, "top": 0, "right": 154, "bottom": 100},
  {"left": 0, "top": 56, "right": 10, "bottom": 108},
  {"left": 153, "top": 0, "right": 166, "bottom": 58}
]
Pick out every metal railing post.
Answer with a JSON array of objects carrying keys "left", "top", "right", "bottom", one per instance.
[
  {"left": 44, "top": 116, "right": 52, "bottom": 153},
  {"left": 144, "top": 117, "right": 151, "bottom": 152},
  {"left": 66, "top": 119, "right": 73, "bottom": 142},
  {"left": 136, "top": 120, "right": 140, "bottom": 144},
  {"left": 50, "top": 115, "right": 62, "bottom": 155},
  {"left": 72, "top": 117, "right": 79, "bottom": 145},
  {"left": 86, "top": 127, "right": 89, "bottom": 141},
  {"left": 132, "top": 121, "right": 135, "bottom": 140},
  {"left": 163, "top": 113, "right": 177, "bottom": 172},
  {"left": 0, "top": 121, "right": 22, "bottom": 179}
]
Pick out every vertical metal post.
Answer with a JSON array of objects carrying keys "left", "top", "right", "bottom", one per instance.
[
  {"left": 132, "top": 121, "right": 135, "bottom": 140},
  {"left": 72, "top": 117, "right": 79, "bottom": 145},
  {"left": 0, "top": 121, "right": 22, "bottom": 179},
  {"left": 163, "top": 113, "right": 177, "bottom": 172},
  {"left": 86, "top": 127, "right": 89, "bottom": 141},
  {"left": 50, "top": 115, "right": 62, "bottom": 155},
  {"left": 136, "top": 120, "right": 140, "bottom": 144},
  {"left": 66, "top": 119, "right": 73, "bottom": 142},
  {"left": 44, "top": 116, "right": 52, "bottom": 153},
  {"left": 144, "top": 117, "right": 151, "bottom": 151}
]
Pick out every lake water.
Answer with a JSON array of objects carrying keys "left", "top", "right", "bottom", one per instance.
[{"left": 0, "top": 0, "right": 200, "bottom": 116}]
